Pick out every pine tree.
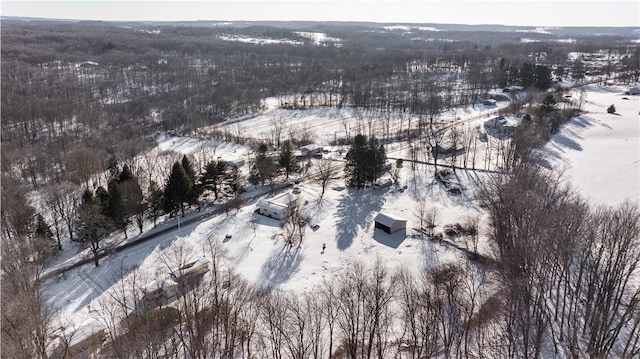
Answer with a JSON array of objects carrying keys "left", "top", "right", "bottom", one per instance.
[
  {"left": 520, "top": 62, "right": 534, "bottom": 88},
  {"left": 202, "top": 160, "right": 228, "bottom": 200},
  {"left": 148, "top": 180, "right": 164, "bottom": 228},
  {"left": 119, "top": 164, "right": 134, "bottom": 182},
  {"left": 120, "top": 175, "right": 144, "bottom": 234},
  {"left": 539, "top": 94, "right": 557, "bottom": 115},
  {"left": 534, "top": 65, "right": 552, "bottom": 90},
  {"left": 164, "top": 161, "right": 193, "bottom": 216},
  {"left": 279, "top": 140, "right": 297, "bottom": 179},
  {"left": 76, "top": 191, "right": 111, "bottom": 266},
  {"left": 34, "top": 213, "right": 56, "bottom": 249},
  {"left": 345, "top": 134, "right": 386, "bottom": 187},
  {"left": 95, "top": 186, "right": 110, "bottom": 213},
  {"left": 181, "top": 155, "right": 200, "bottom": 205},
  {"left": 345, "top": 134, "right": 369, "bottom": 187},
  {"left": 227, "top": 167, "right": 244, "bottom": 198},
  {"left": 107, "top": 180, "right": 128, "bottom": 238}
]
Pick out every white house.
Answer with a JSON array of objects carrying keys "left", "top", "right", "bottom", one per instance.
[
  {"left": 257, "top": 192, "right": 299, "bottom": 220},
  {"left": 170, "top": 259, "right": 209, "bottom": 290},
  {"left": 374, "top": 212, "right": 407, "bottom": 234},
  {"left": 141, "top": 278, "right": 178, "bottom": 309},
  {"left": 295, "top": 144, "right": 324, "bottom": 159}
]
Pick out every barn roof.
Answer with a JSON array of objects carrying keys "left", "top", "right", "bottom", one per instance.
[{"left": 374, "top": 212, "right": 407, "bottom": 227}]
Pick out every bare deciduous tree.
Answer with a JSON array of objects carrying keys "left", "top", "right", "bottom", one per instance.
[{"left": 314, "top": 159, "right": 340, "bottom": 199}]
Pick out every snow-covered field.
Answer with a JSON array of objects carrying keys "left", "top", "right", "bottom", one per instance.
[
  {"left": 209, "top": 96, "right": 510, "bottom": 146},
  {"left": 543, "top": 85, "right": 639, "bottom": 205},
  {"left": 43, "top": 84, "right": 639, "bottom": 346}
]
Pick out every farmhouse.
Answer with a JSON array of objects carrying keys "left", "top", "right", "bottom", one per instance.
[
  {"left": 294, "top": 144, "right": 324, "bottom": 159},
  {"left": 257, "top": 191, "right": 299, "bottom": 220},
  {"left": 374, "top": 212, "right": 407, "bottom": 234}
]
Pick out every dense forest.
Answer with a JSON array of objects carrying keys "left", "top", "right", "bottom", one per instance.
[
  {"left": 2, "top": 21, "right": 638, "bottom": 190},
  {"left": 1, "top": 20, "right": 639, "bottom": 358}
]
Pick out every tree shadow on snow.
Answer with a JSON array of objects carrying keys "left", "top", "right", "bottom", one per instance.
[
  {"left": 258, "top": 244, "right": 303, "bottom": 288},
  {"left": 552, "top": 133, "right": 583, "bottom": 152},
  {"left": 334, "top": 189, "right": 385, "bottom": 250},
  {"left": 407, "top": 171, "right": 435, "bottom": 202},
  {"left": 419, "top": 238, "right": 441, "bottom": 270},
  {"left": 57, "top": 226, "right": 193, "bottom": 313}
]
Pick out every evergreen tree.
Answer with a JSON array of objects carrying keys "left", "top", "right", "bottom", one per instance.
[
  {"left": 119, "top": 164, "right": 134, "bottom": 182},
  {"left": 202, "top": 160, "right": 228, "bottom": 200},
  {"left": 534, "top": 65, "right": 553, "bottom": 90},
  {"left": 369, "top": 136, "right": 387, "bottom": 182},
  {"left": 539, "top": 94, "right": 557, "bottom": 115},
  {"left": 148, "top": 180, "right": 164, "bottom": 228},
  {"left": 95, "top": 186, "right": 110, "bottom": 213},
  {"left": 344, "top": 134, "right": 386, "bottom": 187},
  {"left": 164, "top": 161, "right": 193, "bottom": 216},
  {"left": 279, "top": 140, "right": 298, "bottom": 179},
  {"left": 119, "top": 175, "right": 144, "bottom": 234},
  {"left": 76, "top": 198, "right": 111, "bottom": 267},
  {"left": 345, "top": 134, "right": 369, "bottom": 187},
  {"left": 107, "top": 180, "right": 129, "bottom": 238},
  {"left": 252, "top": 145, "right": 279, "bottom": 187},
  {"left": 257, "top": 143, "right": 269, "bottom": 155},
  {"left": 34, "top": 213, "right": 56, "bottom": 249},
  {"left": 227, "top": 167, "right": 244, "bottom": 198},
  {"left": 181, "top": 155, "right": 200, "bottom": 205},
  {"left": 82, "top": 188, "right": 95, "bottom": 205},
  {"left": 181, "top": 155, "right": 197, "bottom": 184},
  {"left": 520, "top": 62, "right": 534, "bottom": 88}
]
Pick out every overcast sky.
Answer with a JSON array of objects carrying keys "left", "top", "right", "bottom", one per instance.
[{"left": 2, "top": 1, "right": 640, "bottom": 27}]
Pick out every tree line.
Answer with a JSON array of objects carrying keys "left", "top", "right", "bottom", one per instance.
[{"left": 3, "top": 22, "right": 637, "bottom": 194}]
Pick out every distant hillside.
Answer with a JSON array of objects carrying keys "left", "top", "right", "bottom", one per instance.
[{"left": 2, "top": 16, "right": 638, "bottom": 38}]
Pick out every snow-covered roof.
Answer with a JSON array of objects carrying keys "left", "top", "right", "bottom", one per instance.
[
  {"left": 257, "top": 199, "right": 288, "bottom": 213},
  {"left": 257, "top": 192, "right": 298, "bottom": 213},
  {"left": 374, "top": 212, "right": 407, "bottom": 227},
  {"left": 144, "top": 278, "right": 177, "bottom": 293},
  {"left": 271, "top": 192, "right": 298, "bottom": 206}
]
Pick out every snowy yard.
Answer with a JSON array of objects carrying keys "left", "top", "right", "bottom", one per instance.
[{"left": 43, "top": 84, "right": 639, "bottom": 346}]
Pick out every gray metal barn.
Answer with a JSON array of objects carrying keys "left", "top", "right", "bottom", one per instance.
[{"left": 374, "top": 213, "right": 407, "bottom": 234}]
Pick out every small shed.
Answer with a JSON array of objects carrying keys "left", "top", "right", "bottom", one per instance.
[{"left": 374, "top": 213, "right": 407, "bottom": 234}]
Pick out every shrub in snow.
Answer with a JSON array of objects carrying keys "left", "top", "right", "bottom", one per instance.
[{"left": 607, "top": 104, "right": 616, "bottom": 114}]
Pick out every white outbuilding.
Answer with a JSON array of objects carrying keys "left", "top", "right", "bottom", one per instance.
[
  {"left": 257, "top": 192, "right": 299, "bottom": 220},
  {"left": 374, "top": 213, "right": 407, "bottom": 234}
]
